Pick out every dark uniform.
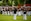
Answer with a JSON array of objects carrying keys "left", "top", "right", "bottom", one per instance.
[
  {"left": 14, "top": 8, "right": 17, "bottom": 14},
  {"left": 3, "top": 8, "right": 4, "bottom": 11},
  {"left": 8, "top": 9, "right": 9, "bottom": 11},
  {"left": 23, "top": 8, "right": 27, "bottom": 14},
  {"left": 24, "top": 11, "right": 27, "bottom": 14}
]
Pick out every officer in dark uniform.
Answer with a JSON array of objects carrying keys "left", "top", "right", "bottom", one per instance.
[
  {"left": 23, "top": 7, "right": 27, "bottom": 14},
  {"left": 13, "top": 7, "right": 17, "bottom": 20},
  {"left": 14, "top": 7, "right": 17, "bottom": 14},
  {"left": 23, "top": 7, "right": 27, "bottom": 20}
]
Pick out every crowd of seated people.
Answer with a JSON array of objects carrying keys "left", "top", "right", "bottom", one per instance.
[{"left": 0, "top": 6, "right": 31, "bottom": 16}]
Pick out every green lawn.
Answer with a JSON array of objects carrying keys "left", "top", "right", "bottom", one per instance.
[{"left": 0, "top": 14, "right": 31, "bottom": 21}]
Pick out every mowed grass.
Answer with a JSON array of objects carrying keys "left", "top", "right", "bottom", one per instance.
[{"left": 0, "top": 14, "right": 31, "bottom": 21}]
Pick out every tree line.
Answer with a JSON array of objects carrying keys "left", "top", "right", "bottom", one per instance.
[{"left": 0, "top": 0, "right": 31, "bottom": 6}]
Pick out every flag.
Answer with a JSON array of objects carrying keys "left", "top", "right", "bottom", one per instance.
[{"left": 26, "top": 4, "right": 31, "bottom": 6}]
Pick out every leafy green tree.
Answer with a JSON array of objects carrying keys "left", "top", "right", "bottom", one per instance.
[
  {"left": 0, "top": 0, "right": 3, "bottom": 6},
  {"left": 3, "top": 0, "right": 6, "bottom": 6},
  {"left": 26, "top": 0, "right": 31, "bottom": 4},
  {"left": 8, "top": 0, "right": 12, "bottom": 6}
]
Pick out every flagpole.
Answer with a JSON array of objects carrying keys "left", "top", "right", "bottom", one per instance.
[
  {"left": 24, "top": 0, "right": 26, "bottom": 4},
  {"left": 12, "top": 0, "right": 15, "bottom": 7},
  {"left": 23, "top": 0, "right": 26, "bottom": 7}
]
